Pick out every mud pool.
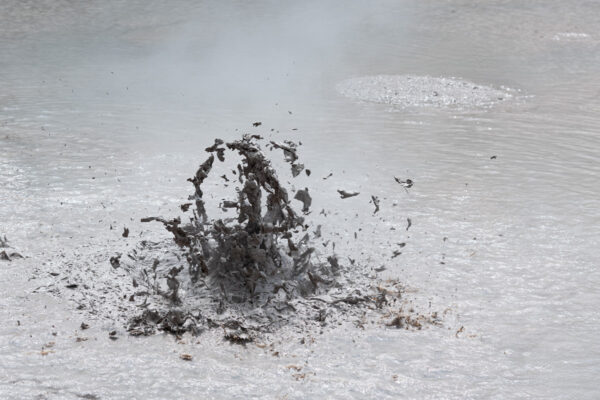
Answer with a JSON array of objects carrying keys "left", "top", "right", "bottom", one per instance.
[{"left": 2, "top": 1, "right": 600, "bottom": 399}]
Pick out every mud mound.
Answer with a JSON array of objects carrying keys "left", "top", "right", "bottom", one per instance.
[{"left": 337, "top": 74, "right": 514, "bottom": 109}]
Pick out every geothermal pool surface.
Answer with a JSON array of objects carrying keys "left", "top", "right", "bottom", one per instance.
[{"left": 1, "top": 0, "right": 600, "bottom": 399}]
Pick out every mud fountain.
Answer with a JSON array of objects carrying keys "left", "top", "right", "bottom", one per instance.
[{"left": 30, "top": 133, "right": 442, "bottom": 343}]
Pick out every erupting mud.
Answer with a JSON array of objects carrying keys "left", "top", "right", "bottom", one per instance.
[{"left": 41, "top": 134, "right": 441, "bottom": 341}]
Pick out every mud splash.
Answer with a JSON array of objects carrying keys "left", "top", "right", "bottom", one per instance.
[{"left": 41, "top": 134, "right": 441, "bottom": 341}]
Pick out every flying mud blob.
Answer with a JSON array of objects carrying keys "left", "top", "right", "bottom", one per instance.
[
  {"left": 337, "top": 189, "right": 360, "bottom": 199},
  {"left": 337, "top": 75, "right": 514, "bottom": 109}
]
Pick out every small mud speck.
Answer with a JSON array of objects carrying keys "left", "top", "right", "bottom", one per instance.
[
  {"left": 371, "top": 195, "right": 380, "bottom": 214},
  {"left": 338, "top": 189, "right": 359, "bottom": 199}
]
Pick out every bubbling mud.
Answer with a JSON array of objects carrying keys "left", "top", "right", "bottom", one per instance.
[{"left": 337, "top": 75, "right": 514, "bottom": 109}]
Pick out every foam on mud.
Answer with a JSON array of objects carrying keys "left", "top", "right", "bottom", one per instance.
[{"left": 336, "top": 75, "right": 514, "bottom": 109}]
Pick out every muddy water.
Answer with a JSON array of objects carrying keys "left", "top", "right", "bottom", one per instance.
[{"left": 2, "top": 0, "right": 600, "bottom": 398}]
